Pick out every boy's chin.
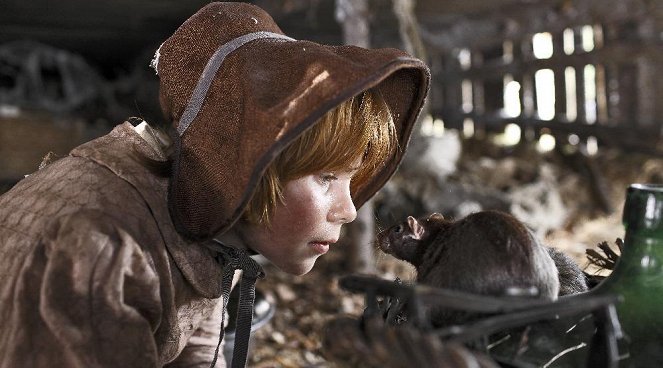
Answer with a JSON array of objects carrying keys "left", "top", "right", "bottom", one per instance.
[{"left": 278, "top": 259, "right": 317, "bottom": 276}]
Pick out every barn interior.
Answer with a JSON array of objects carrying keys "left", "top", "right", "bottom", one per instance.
[{"left": 1, "top": 0, "right": 661, "bottom": 366}]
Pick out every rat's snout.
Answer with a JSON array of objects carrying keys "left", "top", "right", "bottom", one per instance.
[{"left": 375, "top": 230, "right": 392, "bottom": 253}]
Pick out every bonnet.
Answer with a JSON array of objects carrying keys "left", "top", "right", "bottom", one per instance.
[{"left": 154, "top": 2, "right": 430, "bottom": 241}]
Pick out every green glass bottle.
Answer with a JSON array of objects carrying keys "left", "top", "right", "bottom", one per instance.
[{"left": 593, "top": 184, "right": 663, "bottom": 366}]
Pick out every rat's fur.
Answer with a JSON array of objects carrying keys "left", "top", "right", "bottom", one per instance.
[
  {"left": 378, "top": 210, "right": 560, "bottom": 298},
  {"left": 377, "top": 210, "right": 587, "bottom": 326}
]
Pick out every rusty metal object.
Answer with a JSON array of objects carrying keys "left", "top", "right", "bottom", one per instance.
[
  {"left": 0, "top": 41, "right": 111, "bottom": 114},
  {"left": 328, "top": 274, "right": 623, "bottom": 367},
  {"left": 323, "top": 316, "right": 499, "bottom": 368}
]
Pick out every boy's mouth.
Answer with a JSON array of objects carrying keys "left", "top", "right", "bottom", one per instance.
[{"left": 309, "top": 241, "right": 331, "bottom": 254}]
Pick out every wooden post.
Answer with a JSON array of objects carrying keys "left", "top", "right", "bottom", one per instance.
[{"left": 335, "top": 0, "right": 376, "bottom": 273}]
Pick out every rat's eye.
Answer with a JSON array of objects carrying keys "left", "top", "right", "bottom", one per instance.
[{"left": 394, "top": 225, "right": 403, "bottom": 234}]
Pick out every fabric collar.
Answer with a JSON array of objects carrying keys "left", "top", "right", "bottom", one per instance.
[{"left": 70, "top": 121, "right": 224, "bottom": 298}]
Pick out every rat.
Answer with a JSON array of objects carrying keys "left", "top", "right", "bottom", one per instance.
[{"left": 377, "top": 210, "right": 588, "bottom": 326}]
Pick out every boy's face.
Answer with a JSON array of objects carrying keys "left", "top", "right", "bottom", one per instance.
[{"left": 242, "top": 165, "right": 359, "bottom": 275}]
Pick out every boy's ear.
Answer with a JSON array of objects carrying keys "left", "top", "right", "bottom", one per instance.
[{"left": 407, "top": 216, "right": 425, "bottom": 240}]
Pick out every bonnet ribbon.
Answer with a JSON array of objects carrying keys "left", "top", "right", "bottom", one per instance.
[
  {"left": 170, "top": 31, "right": 295, "bottom": 137},
  {"left": 209, "top": 239, "right": 264, "bottom": 368}
]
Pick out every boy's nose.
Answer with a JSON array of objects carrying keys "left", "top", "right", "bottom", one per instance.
[{"left": 330, "top": 187, "right": 357, "bottom": 224}]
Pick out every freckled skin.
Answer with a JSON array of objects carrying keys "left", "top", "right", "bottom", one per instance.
[{"left": 240, "top": 168, "right": 358, "bottom": 276}]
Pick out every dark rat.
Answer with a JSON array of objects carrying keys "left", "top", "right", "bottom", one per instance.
[{"left": 377, "top": 210, "right": 587, "bottom": 325}]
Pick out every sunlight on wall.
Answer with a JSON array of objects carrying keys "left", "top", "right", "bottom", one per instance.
[
  {"left": 494, "top": 123, "right": 522, "bottom": 146},
  {"left": 504, "top": 75, "right": 522, "bottom": 117},
  {"left": 587, "top": 136, "right": 599, "bottom": 155},
  {"left": 462, "top": 79, "right": 473, "bottom": 113},
  {"left": 537, "top": 133, "right": 556, "bottom": 152},
  {"left": 463, "top": 118, "right": 475, "bottom": 138},
  {"left": 565, "top": 67, "right": 577, "bottom": 121},
  {"left": 458, "top": 48, "right": 471, "bottom": 70},
  {"left": 533, "top": 32, "right": 553, "bottom": 59},
  {"left": 420, "top": 114, "right": 434, "bottom": 135},
  {"left": 530, "top": 27, "right": 599, "bottom": 127},
  {"left": 432, "top": 118, "right": 445, "bottom": 136},
  {"left": 535, "top": 69, "right": 555, "bottom": 120},
  {"left": 421, "top": 115, "right": 446, "bottom": 137},
  {"left": 584, "top": 64, "right": 597, "bottom": 123},
  {"left": 532, "top": 32, "right": 555, "bottom": 121},
  {"left": 563, "top": 28, "right": 575, "bottom": 55},
  {"left": 568, "top": 134, "right": 580, "bottom": 145},
  {"left": 453, "top": 24, "right": 607, "bottom": 153}
]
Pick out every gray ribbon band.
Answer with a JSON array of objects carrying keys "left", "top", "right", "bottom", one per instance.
[
  {"left": 209, "top": 239, "right": 265, "bottom": 368},
  {"left": 177, "top": 31, "right": 295, "bottom": 136}
]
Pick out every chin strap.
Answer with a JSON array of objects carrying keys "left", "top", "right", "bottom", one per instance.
[{"left": 208, "top": 239, "right": 265, "bottom": 368}]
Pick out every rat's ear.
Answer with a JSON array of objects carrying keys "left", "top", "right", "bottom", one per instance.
[
  {"left": 407, "top": 216, "right": 426, "bottom": 240},
  {"left": 428, "top": 212, "right": 445, "bottom": 221}
]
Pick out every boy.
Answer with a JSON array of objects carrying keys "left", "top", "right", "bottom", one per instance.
[{"left": 0, "top": 2, "right": 429, "bottom": 367}]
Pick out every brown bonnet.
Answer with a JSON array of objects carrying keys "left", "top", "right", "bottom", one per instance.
[{"left": 154, "top": 2, "right": 430, "bottom": 241}]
